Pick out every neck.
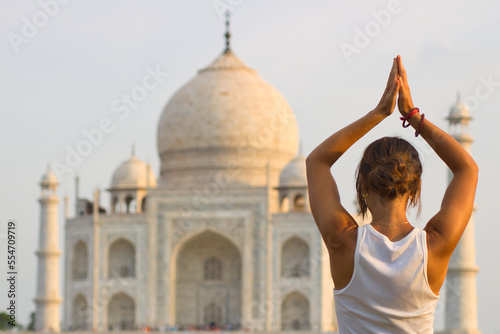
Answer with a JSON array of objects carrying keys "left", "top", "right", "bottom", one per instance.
[{"left": 367, "top": 192, "right": 409, "bottom": 225}]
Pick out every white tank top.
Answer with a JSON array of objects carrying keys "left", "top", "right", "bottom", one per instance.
[{"left": 334, "top": 224, "right": 439, "bottom": 334}]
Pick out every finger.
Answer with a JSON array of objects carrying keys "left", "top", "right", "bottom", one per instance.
[
  {"left": 398, "top": 75, "right": 404, "bottom": 92},
  {"left": 397, "top": 55, "right": 408, "bottom": 83},
  {"left": 395, "top": 76, "right": 401, "bottom": 91},
  {"left": 398, "top": 75, "right": 406, "bottom": 92},
  {"left": 387, "top": 58, "right": 398, "bottom": 86},
  {"left": 387, "top": 79, "right": 398, "bottom": 98},
  {"left": 393, "top": 77, "right": 401, "bottom": 94}
]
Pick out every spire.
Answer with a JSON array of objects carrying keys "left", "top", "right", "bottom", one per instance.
[
  {"left": 199, "top": 13, "right": 255, "bottom": 73},
  {"left": 146, "top": 160, "right": 151, "bottom": 189},
  {"left": 75, "top": 174, "right": 80, "bottom": 200},
  {"left": 41, "top": 163, "right": 58, "bottom": 186},
  {"left": 224, "top": 10, "right": 231, "bottom": 53}
]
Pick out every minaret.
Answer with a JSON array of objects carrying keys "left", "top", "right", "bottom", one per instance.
[
  {"left": 34, "top": 165, "right": 62, "bottom": 332},
  {"left": 443, "top": 94, "right": 481, "bottom": 334}
]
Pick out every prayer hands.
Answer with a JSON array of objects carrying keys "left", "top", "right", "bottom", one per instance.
[{"left": 374, "top": 55, "right": 415, "bottom": 118}]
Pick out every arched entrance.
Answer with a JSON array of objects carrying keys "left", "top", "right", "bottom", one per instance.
[
  {"left": 108, "top": 292, "right": 135, "bottom": 330},
  {"left": 175, "top": 230, "right": 241, "bottom": 328},
  {"left": 72, "top": 240, "right": 88, "bottom": 280},
  {"left": 71, "top": 294, "right": 88, "bottom": 330},
  {"left": 281, "top": 237, "right": 310, "bottom": 278},
  {"left": 108, "top": 238, "right": 135, "bottom": 278},
  {"left": 281, "top": 291, "right": 310, "bottom": 330}
]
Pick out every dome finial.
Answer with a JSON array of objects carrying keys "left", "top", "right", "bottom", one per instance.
[
  {"left": 224, "top": 10, "right": 231, "bottom": 53},
  {"left": 131, "top": 143, "right": 136, "bottom": 157},
  {"left": 457, "top": 91, "right": 461, "bottom": 103}
]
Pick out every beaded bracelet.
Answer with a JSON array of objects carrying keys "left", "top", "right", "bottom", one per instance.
[
  {"left": 399, "top": 107, "right": 419, "bottom": 128},
  {"left": 415, "top": 113, "right": 425, "bottom": 137}
]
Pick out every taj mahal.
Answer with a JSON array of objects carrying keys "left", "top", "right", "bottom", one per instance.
[{"left": 33, "top": 19, "right": 481, "bottom": 334}]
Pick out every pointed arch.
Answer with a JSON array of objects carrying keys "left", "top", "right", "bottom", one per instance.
[
  {"left": 280, "top": 195, "right": 290, "bottom": 212},
  {"left": 72, "top": 240, "right": 88, "bottom": 280},
  {"left": 108, "top": 238, "right": 135, "bottom": 278},
  {"left": 281, "top": 291, "right": 310, "bottom": 330},
  {"left": 112, "top": 196, "right": 119, "bottom": 213},
  {"left": 293, "top": 194, "right": 306, "bottom": 211},
  {"left": 172, "top": 225, "right": 243, "bottom": 258},
  {"left": 281, "top": 236, "right": 310, "bottom": 278},
  {"left": 108, "top": 292, "right": 135, "bottom": 330},
  {"left": 174, "top": 230, "right": 241, "bottom": 327},
  {"left": 71, "top": 294, "right": 88, "bottom": 330},
  {"left": 125, "top": 194, "right": 135, "bottom": 213}
]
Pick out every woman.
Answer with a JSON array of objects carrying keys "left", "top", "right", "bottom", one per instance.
[{"left": 305, "top": 56, "right": 478, "bottom": 333}]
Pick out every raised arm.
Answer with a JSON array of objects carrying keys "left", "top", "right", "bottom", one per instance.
[
  {"left": 396, "top": 55, "right": 479, "bottom": 260},
  {"left": 306, "top": 58, "right": 400, "bottom": 249}
]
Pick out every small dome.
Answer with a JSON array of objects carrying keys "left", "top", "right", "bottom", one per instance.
[
  {"left": 40, "top": 167, "right": 58, "bottom": 185},
  {"left": 279, "top": 155, "right": 306, "bottom": 187},
  {"left": 447, "top": 93, "right": 472, "bottom": 122},
  {"left": 110, "top": 155, "right": 157, "bottom": 189}
]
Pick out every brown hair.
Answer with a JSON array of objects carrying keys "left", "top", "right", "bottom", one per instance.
[{"left": 356, "top": 137, "right": 422, "bottom": 217}]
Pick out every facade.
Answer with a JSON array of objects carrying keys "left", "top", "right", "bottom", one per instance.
[{"left": 62, "top": 41, "right": 336, "bottom": 332}]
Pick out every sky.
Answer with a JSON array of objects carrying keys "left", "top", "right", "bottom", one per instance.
[{"left": 1, "top": 0, "right": 499, "bottom": 332}]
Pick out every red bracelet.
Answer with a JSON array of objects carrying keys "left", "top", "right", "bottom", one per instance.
[
  {"left": 400, "top": 107, "right": 419, "bottom": 128},
  {"left": 415, "top": 113, "right": 425, "bottom": 137}
]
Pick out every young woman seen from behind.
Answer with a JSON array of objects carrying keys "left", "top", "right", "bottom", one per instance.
[{"left": 305, "top": 55, "right": 478, "bottom": 333}]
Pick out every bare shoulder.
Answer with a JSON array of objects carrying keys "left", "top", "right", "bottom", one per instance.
[
  {"left": 319, "top": 212, "right": 358, "bottom": 252},
  {"left": 424, "top": 212, "right": 468, "bottom": 259}
]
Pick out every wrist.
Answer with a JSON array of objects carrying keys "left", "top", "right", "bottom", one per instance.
[
  {"left": 400, "top": 105, "right": 416, "bottom": 118},
  {"left": 371, "top": 106, "right": 392, "bottom": 118},
  {"left": 401, "top": 110, "right": 426, "bottom": 137}
]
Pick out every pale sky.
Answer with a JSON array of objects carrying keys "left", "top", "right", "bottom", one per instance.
[{"left": 1, "top": 0, "right": 499, "bottom": 332}]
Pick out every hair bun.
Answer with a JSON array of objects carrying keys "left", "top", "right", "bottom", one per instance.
[{"left": 367, "top": 156, "right": 413, "bottom": 198}]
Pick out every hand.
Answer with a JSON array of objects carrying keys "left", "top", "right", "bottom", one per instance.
[
  {"left": 396, "top": 55, "right": 415, "bottom": 116},
  {"left": 374, "top": 57, "right": 400, "bottom": 116}
]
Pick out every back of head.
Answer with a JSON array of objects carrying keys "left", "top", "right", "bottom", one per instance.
[{"left": 356, "top": 137, "right": 422, "bottom": 217}]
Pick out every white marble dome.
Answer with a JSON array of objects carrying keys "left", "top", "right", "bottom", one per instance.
[
  {"left": 279, "top": 155, "right": 306, "bottom": 187},
  {"left": 110, "top": 154, "right": 157, "bottom": 189},
  {"left": 157, "top": 49, "right": 299, "bottom": 188}
]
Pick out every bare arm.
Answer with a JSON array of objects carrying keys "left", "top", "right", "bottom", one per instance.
[
  {"left": 306, "top": 58, "right": 400, "bottom": 249},
  {"left": 396, "top": 55, "right": 479, "bottom": 259}
]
